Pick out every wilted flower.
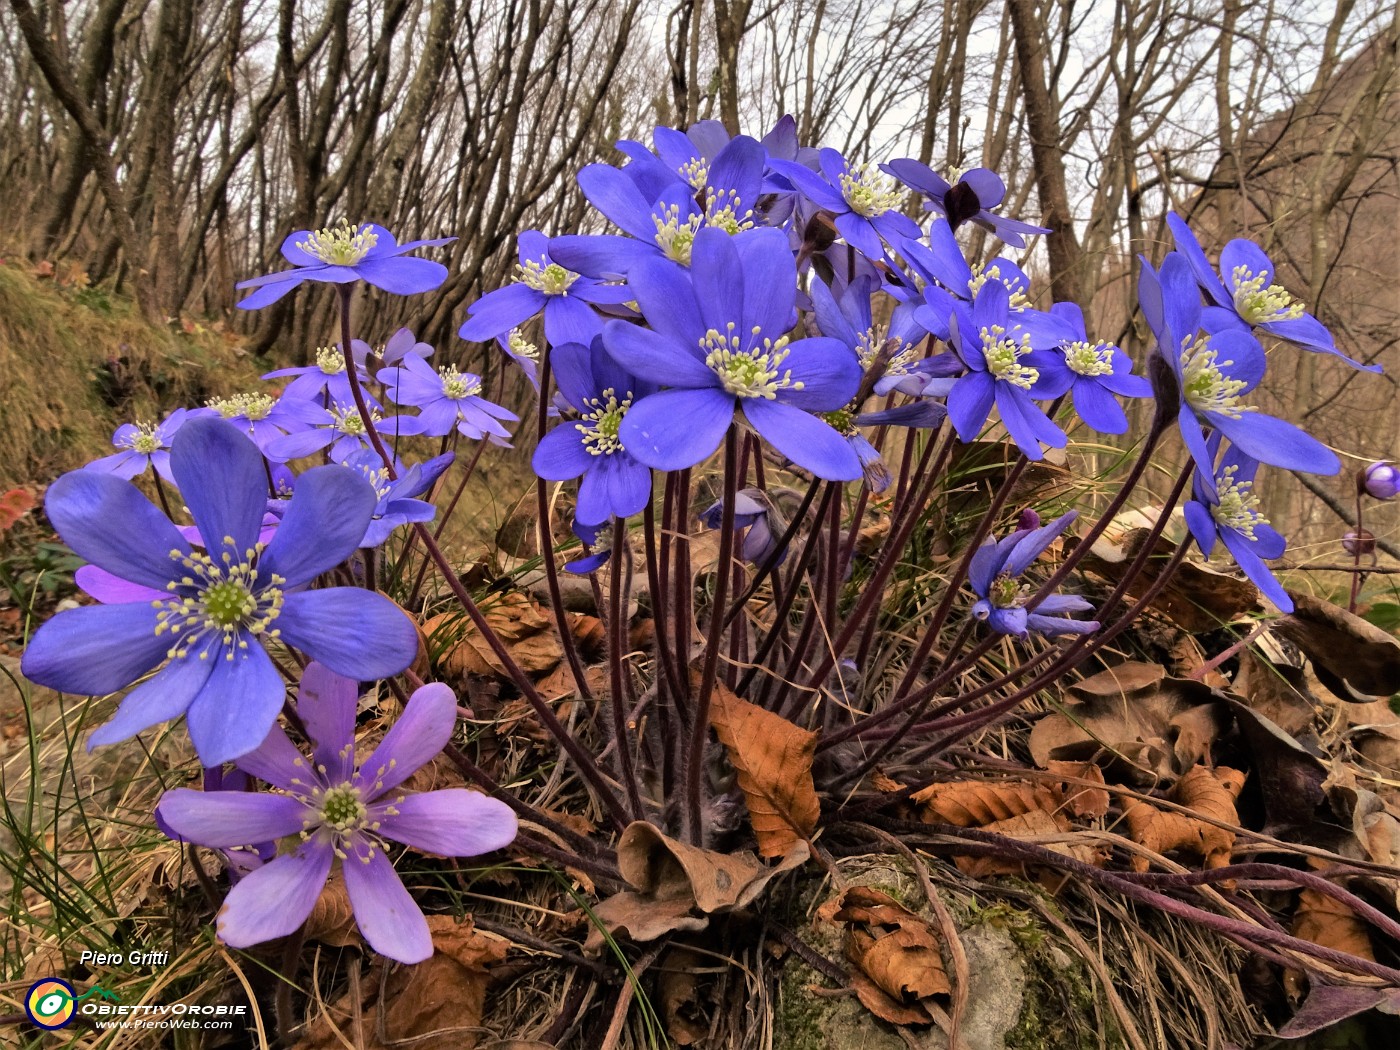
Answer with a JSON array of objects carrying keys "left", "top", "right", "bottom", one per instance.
[
  {"left": 968, "top": 511, "right": 1098, "bottom": 636},
  {"left": 604, "top": 228, "right": 862, "bottom": 479},
  {"left": 882, "top": 162, "right": 1050, "bottom": 247},
  {"left": 21, "top": 418, "right": 419, "bottom": 765},
  {"left": 1363, "top": 461, "right": 1399, "bottom": 501},
  {"left": 236, "top": 221, "right": 455, "bottom": 309},
  {"left": 156, "top": 664, "right": 518, "bottom": 963},
  {"left": 1343, "top": 529, "right": 1376, "bottom": 557}
]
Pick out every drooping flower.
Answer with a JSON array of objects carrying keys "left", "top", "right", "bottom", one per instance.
[
  {"left": 379, "top": 326, "right": 436, "bottom": 366},
  {"left": 700, "top": 489, "right": 788, "bottom": 566},
  {"left": 822, "top": 400, "right": 948, "bottom": 493},
  {"left": 1024, "top": 301, "right": 1152, "bottom": 435},
  {"left": 20, "top": 418, "right": 420, "bottom": 765},
  {"left": 532, "top": 338, "right": 656, "bottom": 523},
  {"left": 1165, "top": 213, "right": 1379, "bottom": 372},
  {"left": 236, "top": 221, "right": 455, "bottom": 310},
  {"left": 770, "top": 148, "right": 921, "bottom": 261},
  {"left": 945, "top": 282, "right": 1066, "bottom": 461},
  {"left": 564, "top": 518, "right": 613, "bottom": 575},
  {"left": 1138, "top": 253, "right": 1339, "bottom": 477},
  {"left": 882, "top": 162, "right": 1050, "bottom": 247},
  {"left": 1183, "top": 439, "right": 1292, "bottom": 611},
  {"left": 1363, "top": 461, "right": 1399, "bottom": 500},
  {"left": 458, "top": 231, "right": 634, "bottom": 347},
  {"left": 603, "top": 228, "right": 862, "bottom": 480},
  {"left": 497, "top": 328, "right": 540, "bottom": 388},
  {"left": 379, "top": 354, "right": 518, "bottom": 444},
  {"left": 968, "top": 511, "right": 1098, "bottom": 636},
  {"left": 85, "top": 408, "right": 209, "bottom": 483},
  {"left": 342, "top": 449, "right": 454, "bottom": 548},
  {"left": 156, "top": 664, "right": 518, "bottom": 963}
]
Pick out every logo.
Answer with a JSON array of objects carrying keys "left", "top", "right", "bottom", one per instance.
[{"left": 24, "top": 979, "right": 120, "bottom": 1030}]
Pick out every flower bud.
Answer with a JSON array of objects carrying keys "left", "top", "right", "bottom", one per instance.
[
  {"left": 1362, "top": 461, "right": 1400, "bottom": 501},
  {"left": 1015, "top": 508, "right": 1042, "bottom": 531},
  {"left": 1343, "top": 529, "right": 1376, "bottom": 557}
]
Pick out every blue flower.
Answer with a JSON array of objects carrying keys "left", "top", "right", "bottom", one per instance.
[
  {"left": 809, "top": 274, "right": 953, "bottom": 397},
  {"left": 379, "top": 354, "right": 518, "bottom": 444},
  {"left": 968, "top": 511, "right": 1098, "bottom": 636},
  {"left": 205, "top": 390, "right": 331, "bottom": 455},
  {"left": 770, "top": 148, "right": 921, "bottom": 260},
  {"left": 700, "top": 489, "right": 787, "bottom": 565},
  {"left": 833, "top": 401, "right": 948, "bottom": 493},
  {"left": 342, "top": 449, "right": 454, "bottom": 548},
  {"left": 458, "top": 230, "right": 635, "bottom": 347},
  {"left": 1166, "top": 213, "right": 1378, "bottom": 372},
  {"left": 236, "top": 222, "right": 455, "bottom": 309},
  {"left": 1024, "top": 302, "right": 1152, "bottom": 435},
  {"left": 1182, "top": 438, "right": 1293, "bottom": 612},
  {"left": 903, "top": 220, "right": 1035, "bottom": 339},
  {"left": 882, "top": 162, "right": 1049, "bottom": 247},
  {"left": 945, "top": 282, "right": 1066, "bottom": 461},
  {"left": 603, "top": 228, "right": 862, "bottom": 479},
  {"left": 262, "top": 341, "right": 375, "bottom": 407},
  {"left": 21, "top": 418, "right": 420, "bottom": 765},
  {"left": 1138, "top": 253, "right": 1339, "bottom": 476},
  {"left": 532, "top": 339, "right": 657, "bottom": 523},
  {"left": 85, "top": 408, "right": 210, "bottom": 483}
]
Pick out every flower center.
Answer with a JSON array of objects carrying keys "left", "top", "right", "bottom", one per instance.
[
  {"left": 678, "top": 157, "right": 709, "bottom": 190},
  {"left": 653, "top": 203, "right": 703, "bottom": 264},
  {"left": 330, "top": 403, "right": 379, "bottom": 436},
  {"left": 576, "top": 388, "right": 632, "bottom": 455},
  {"left": 702, "top": 324, "right": 802, "bottom": 400},
  {"left": 507, "top": 329, "right": 539, "bottom": 360},
  {"left": 297, "top": 219, "right": 378, "bottom": 266},
  {"left": 121, "top": 421, "right": 163, "bottom": 455},
  {"left": 517, "top": 259, "right": 578, "bottom": 295},
  {"left": 1179, "top": 336, "right": 1254, "bottom": 419},
  {"left": 153, "top": 538, "right": 284, "bottom": 660},
  {"left": 855, "top": 326, "right": 915, "bottom": 377},
  {"left": 1211, "top": 464, "right": 1269, "bottom": 540},
  {"left": 208, "top": 392, "right": 277, "bottom": 422},
  {"left": 703, "top": 189, "right": 756, "bottom": 236},
  {"left": 980, "top": 325, "right": 1038, "bottom": 389},
  {"left": 319, "top": 784, "right": 369, "bottom": 832},
  {"left": 1064, "top": 340, "right": 1116, "bottom": 377},
  {"left": 968, "top": 264, "right": 1030, "bottom": 310},
  {"left": 989, "top": 572, "right": 1029, "bottom": 609},
  {"left": 315, "top": 346, "right": 348, "bottom": 375},
  {"left": 438, "top": 365, "right": 483, "bottom": 399},
  {"left": 1230, "top": 265, "right": 1305, "bottom": 324},
  {"left": 820, "top": 407, "right": 858, "bottom": 436},
  {"left": 839, "top": 164, "right": 903, "bottom": 218}
]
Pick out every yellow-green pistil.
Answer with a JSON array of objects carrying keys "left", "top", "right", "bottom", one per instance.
[
  {"left": 1229, "top": 265, "right": 1305, "bottom": 324},
  {"left": 838, "top": 164, "right": 903, "bottom": 217},
  {"left": 438, "top": 365, "right": 482, "bottom": 399},
  {"left": 121, "top": 422, "right": 163, "bottom": 454},
  {"left": 703, "top": 324, "right": 802, "bottom": 399},
  {"left": 1179, "top": 336, "right": 1253, "bottom": 419},
  {"left": 577, "top": 389, "right": 632, "bottom": 455},
  {"left": 517, "top": 260, "right": 578, "bottom": 295},
  {"left": 208, "top": 392, "right": 276, "bottom": 421},
  {"left": 1212, "top": 464, "right": 1268, "bottom": 540},
  {"left": 989, "top": 573, "right": 1029, "bottom": 609},
  {"left": 153, "top": 539, "right": 284, "bottom": 661},
  {"left": 981, "top": 325, "right": 1038, "bottom": 389},
  {"left": 1064, "top": 340, "right": 1116, "bottom": 377},
  {"left": 298, "top": 219, "right": 378, "bottom": 266}
]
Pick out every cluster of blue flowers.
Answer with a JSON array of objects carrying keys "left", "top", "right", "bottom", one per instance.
[{"left": 18, "top": 115, "right": 1379, "bottom": 960}]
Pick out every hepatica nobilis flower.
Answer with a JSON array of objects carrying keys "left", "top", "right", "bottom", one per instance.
[
  {"left": 379, "top": 354, "right": 518, "bottom": 444},
  {"left": 1166, "top": 213, "right": 1379, "bottom": 373},
  {"left": 945, "top": 281, "right": 1066, "bottom": 461},
  {"left": 262, "top": 341, "right": 375, "bottom": 407},
  {"left": 882, "top": 161, "right": 1050, "bottom": 247},
  {"left": 1025, "top": 301, "right": 1152, "bottom": 435},
  {"left": 1183, "top": 438, "right": 1293, "bottom": 611},
  {"left": 604, "top": 227, "right": 862, "bottom": 480},
  {"left": 533, "top": 338, "right": 657, "bottom": 523},
  {"left": 236, "top": 220, "right": 455, "bottom": 309},
  {"left": 21, "top": 418, "right": 419, "bottom": 765},
  {"left": 156, "top": 663, "right": 518, "bottom": 963},
  {"left": 459, "top": 230, "right": 634, "bottom": 347},
  {"left": 86, "top": 407, "right": 209, "bottom": 483},
  {"left": 771, "top": 148, "right": 920, "bottom": 260},
  {"left": 1139, "top": 253, "right": 1339, "bottom": 477},
  {"left": 968, "top": 511, "right": 1098, "bottom": 637}
]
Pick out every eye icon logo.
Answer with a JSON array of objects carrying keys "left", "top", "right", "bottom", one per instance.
[{"left": 26, "top": 979, "right": 76, "bottom": 1029}]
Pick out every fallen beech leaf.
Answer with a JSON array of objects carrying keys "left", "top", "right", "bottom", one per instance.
[
  {"left": 1030, "top": 661, "right": 1229, "bottom": 783},
  {"left": 951, "top": 811, "right": 1107, "bottom": 882},
  {"left": 584, "top": 822, "right": 807, "bottom": 951},
  {"left": 1231, "top": 649, "right": 1315, "bottom": 737},
  {"left": 425, "top": 592, "right": 563, "bottom": 680},
  {"left": 0, "top": 488, "right": 34, "bottom": 533},
  {"left": 912, "top": 778, "right": 1063, "bottom": 827},
  {"left": 304, "top": 874, "right": 359, "bottom": 948},
  {"left": 707, "top": 679, "right": 819, "bottom": 857},
  {"left": 1084, "top": 529, "right": 1259, "bottom": 631},
  {"left": 293, "top": 916, "right": 507, "bottom": 1050},
  {"left": 566, "top": 612, "right": 606, "bottom": 659},
  {"left": 1044, "top": 761, "right": 1110, "bottom": 819},
  {"left": 657, "top": 946, "right": 711, "bottom": 1045},
  {"left": 1277, "top": 592, "right": 1400, "bottom": 700},
  {"left": 828, "top": 886, "right": 950, "bottom": 1024},
  {"left": 1121, "top": 766, "right": 1245, "bottom": 872}
]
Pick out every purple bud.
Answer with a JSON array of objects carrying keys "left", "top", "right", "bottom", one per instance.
[
  {"left": 1016, "top": 508, "right": 1042, "bottom": 531},
  {"left": 1343, "top": 529, "right": 1376, "bottom": 557},
  {"left": 1363, "top": 461, "right": 1400, "bottom": 500}
]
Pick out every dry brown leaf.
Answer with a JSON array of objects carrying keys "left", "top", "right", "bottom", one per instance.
[
  {"left": 566, "top": 612, "right": 606, "bottom": 659},
  {"left": 584, "top": 822, "right": 808, "bottom": 952},
  {"left": 1044, "top": 761, "right": 1111, "bottom": 819},
  {"left": 657, "top": 946, "right": 712, "bottom": 1045},
  {"left": 707, "top": 679, "right": 819, "bottom": 857},
  {"left": 912, "top": 778, "right": 1063, "bottom": 827},
  {"left": 1277, "top": 592, "right": 1400, "bottom": 700},
  {"left": 425, "top": 592, "right": 563, "bottom": 680},
  {"left": 1084, "top": 528, "right": 1259, "bottom": 632},
  {"left": 1121, "top": 766, "right": 1246, "bottom": 872},
  {"left": 1232, "top": 649, "right": 1316, "bottom": 736},
  {"left": 950, "top": 810, "right": 1108, "bottom": 883},
  {"left": 304, "top": 874, "right": 359, "bottom": 948},
  {"left": 0, "top": 487, "right": 34, "bottom": 534},
  {"left": 1292, "top": 886, "right": 1376, "bottom": 964},
  {"left": 828, "top": 886, "right": 950, "bottom": 1024},
  {"left": 1030, "top": 661, "right": 1229, "bottom": 784},
  {"left": 293, "top": 915, "right": 508, "bottom": 1050}
]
